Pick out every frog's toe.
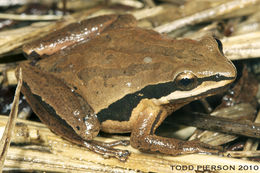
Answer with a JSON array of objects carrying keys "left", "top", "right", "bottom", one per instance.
[
  {"left": 101, "top": 148, "right": 130, "bottom": 161},
  {"left": 107, "top": 140, "right": 130, "bottom": 147},
  {"left": 115, "top": 149, "right": 130, "bottom": 161},
  {"left": 120, "top": 140, "right": 130, "bottom": 146}
]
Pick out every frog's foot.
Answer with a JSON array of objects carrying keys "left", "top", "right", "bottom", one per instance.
[
  {"left": 175, "top": 139, "right": 222, "bottom": 156},
  {"left": 83, "top": 140, "right": 130, "bottom": 161},
  {"left": 95, "top": 140, "right": 130, "bottom": 147},
  {"left": 130, "top": 99, "right": 221, "bottom": 156},
  {"left": 135, "top": 136, "right": 221, "bottom": 156}
]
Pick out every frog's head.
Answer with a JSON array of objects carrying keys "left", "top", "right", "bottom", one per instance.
[{"left": 156, "top": 36, "right": 237, "bottom": 104}]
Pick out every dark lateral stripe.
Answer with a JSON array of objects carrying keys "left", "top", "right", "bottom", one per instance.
[
  {"left": 97, "top": 74, "right": 234, "bottom": 123},
  {"left": 198, "top": 74, "right": 235, "bottom": 83},
  {"left": 169, "top": 83, "right": 232, "bottom": 104}
]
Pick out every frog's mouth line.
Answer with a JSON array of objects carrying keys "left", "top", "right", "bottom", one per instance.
[
  {"left": 160, "top": 77, "right": 235, "bottom": 104},
  {"left": 165, "top": 82, "right": 233, "bottom": 104},
  {"left": 97, "top": 74, "right": 235, "bottom": 123}
]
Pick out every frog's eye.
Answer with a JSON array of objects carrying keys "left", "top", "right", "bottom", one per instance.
[{"left": 175, "top": 72, "right": 198, "bottom": 91}]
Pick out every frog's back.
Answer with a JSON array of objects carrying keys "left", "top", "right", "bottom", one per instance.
[
  {"left": 36, "top": 24, "right": 230, "bottom": 122},
  {"left": 36, "top": 27, "right": 180, "bottom": 113}
]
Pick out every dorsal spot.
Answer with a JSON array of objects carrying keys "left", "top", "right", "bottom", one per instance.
[{"left": 143, "top": 56, "right": 152, "bottom": 63}]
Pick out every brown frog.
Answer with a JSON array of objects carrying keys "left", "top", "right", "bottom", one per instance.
[{"left": 18, "top": 14, "right": 236, "bottom": 161}]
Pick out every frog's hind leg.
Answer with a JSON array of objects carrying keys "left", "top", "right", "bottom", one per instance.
[
  {"left": 20, "top": 64, "right": 130, "bottom": 161},
  {"left": 130, "top": 99, "right": 221, "bottom": 156}
]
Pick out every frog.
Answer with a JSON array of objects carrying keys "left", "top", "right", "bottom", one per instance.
[{"left": 17, "top": 14, "right": 237, "bottom": 161}]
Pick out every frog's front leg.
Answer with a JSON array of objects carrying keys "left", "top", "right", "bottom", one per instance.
[
  {"left": 19, "top": 63, "right": 130, "bottom": 161},
  {"left": 130, "top": 99, "right": 221, "bottom": 155}
]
